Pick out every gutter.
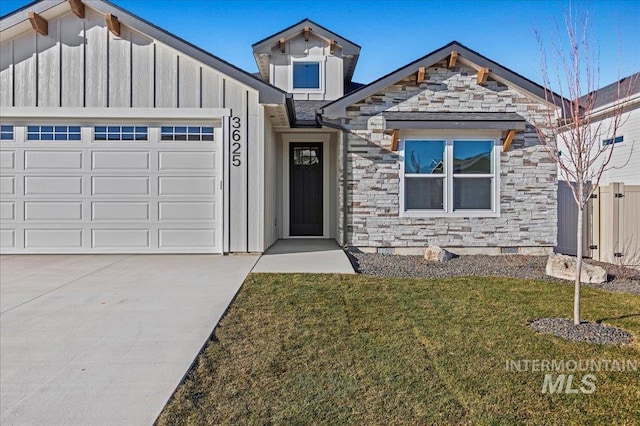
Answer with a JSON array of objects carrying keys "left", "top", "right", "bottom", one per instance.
[
  {"left": 557, "top": 94, "right": 640, "bottom": 129},
  {"left": 316, "top": 111, "right": 349, "bottom": 249}
]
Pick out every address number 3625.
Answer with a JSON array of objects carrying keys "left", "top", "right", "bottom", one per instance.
[{"left": 231, "top": 117, "right": 242, "bottom": 167}]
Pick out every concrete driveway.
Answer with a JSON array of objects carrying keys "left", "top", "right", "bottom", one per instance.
[{"left": 0, "top": 254, "right": 258, "bottom": 426}]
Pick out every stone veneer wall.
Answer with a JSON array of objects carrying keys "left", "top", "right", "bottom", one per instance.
[{"left": 338, "top": 59, "right": 558, "bottom": 254}]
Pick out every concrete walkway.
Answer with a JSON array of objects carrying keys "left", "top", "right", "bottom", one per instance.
[
  {"left": 0, "top": 254, "right": 258, "bottom": 426},
  {"left": 252, "top": 239, "right": 355, "bottom": 273}
]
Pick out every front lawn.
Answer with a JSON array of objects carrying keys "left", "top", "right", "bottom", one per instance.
[{"left": 157, "top": 274, "right": 640, "bottom": 425}]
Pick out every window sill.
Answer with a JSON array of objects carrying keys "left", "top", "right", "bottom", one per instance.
[
  {"left": 291, "top": 88, "right": 323, "bottom": 93},
  {"left": 400, "top": 210, "right": 500, "bottom": 218}
]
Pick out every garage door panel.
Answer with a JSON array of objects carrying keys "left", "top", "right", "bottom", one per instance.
[
  {"left": 159, "top": 228, "right": 215, "bottom": 248},
  {"left": 1, "top": 176, "right": 16, "bottom": 194},
  {"left": 158, "top": 151, "right": 216, "bottom": 170},
  {"left": 92, "top": 202, "right": 149, "bottom": 220},
  {"left": 25, "top": 151, "right": 83, "bottom": 170},
  {"left": 92, "top": 229, "right": 150, "bottom": 248},
  {"left": 0, "top": 202, "right": 15, "bottom": 220},
  {"left": 159, "top": 202, "right": 215, "bottom": 220},
  {"left": 25, "top": 176, "right": 83, "bottom": 195},
  {"left": 25, "top": 202, "right": 83, "bottom": 220},
  {"left": 0, "top": 229, "right": 16, "bottom": 248},
  {"left": 0, "top": 150, "right": 16, "bottom": 169},
  {"left": 25, "top": 229, "right": 83, "bottom": 248},
  {"left": 159, "top": 176, "right": 216, "bottom": 195},
  {"left": 91, "top": 176, "right": 150, "bottom": 195},
  {"left": 92, "top": 151, "right": 149, "bottom": 170}
]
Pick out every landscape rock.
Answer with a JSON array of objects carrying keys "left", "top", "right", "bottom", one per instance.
[
  {"left": 529, "top": 318, "right": 633, "bottom": 345},
  {"left": 424, "top": 246, "right": 452, "bottom": 262},
  {"left": 545, "top": 253, "right": 607, "bottom": 284}
]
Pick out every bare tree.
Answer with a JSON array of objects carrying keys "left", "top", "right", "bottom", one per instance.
[{"left": 534, "top": 10, "right": 635, "bottom": 325}]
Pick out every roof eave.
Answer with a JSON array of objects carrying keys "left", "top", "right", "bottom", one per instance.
[{"left": 251, "top": 18, "right": 361, "bottom": 55}]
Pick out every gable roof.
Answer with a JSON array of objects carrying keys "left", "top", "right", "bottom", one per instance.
[
  {"left": 252, "top": 18, "right": 361, "bottom": 83},
  {"left": 0, "top": 0, "right": 288, "bottom": 105},
  {"left": 321, "top": 41, "right": 569, "bottom": 118},
  {"left": 579, "top": 72, "right": 640, "bottom": 110}
]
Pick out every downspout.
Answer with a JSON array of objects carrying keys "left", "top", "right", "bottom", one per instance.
[{"left": 316, "top": 111, "right": 349, "bottom": 248}]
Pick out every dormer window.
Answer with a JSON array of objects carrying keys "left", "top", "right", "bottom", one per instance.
[{"left": 293, "top": 62, "right": 320, "bottom": 89}]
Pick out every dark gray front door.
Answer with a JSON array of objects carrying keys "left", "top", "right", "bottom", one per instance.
[{"left": 289, "top": 143, "right": 323, "bottom": 236}]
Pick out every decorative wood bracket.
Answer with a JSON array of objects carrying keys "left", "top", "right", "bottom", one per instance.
[
  {"left": 448, "top": 50, "right": 458, "bottom": 69},
  {"left": 68, "top": 0, "right": 85, "bottom": 18},
  {"left": 304, "top": 26, "right": 310, "bottom": 42},
  {"left": 416, "top": 67, "right": 425, "bottom": 85},
  {"left": 279, "top": 38, "right": 286, "bottom": 53},
  {"left": 502, "top": 129, "right": 516, "bottom": 152},
  {"left": 105, "top": 13, "right": 120, "bottom": 37},
  {"left": 329, "top": 40, "right": 336, "bottom": 54},
  {"left": 391, "top": 129, "right": 399, "bottom": 151},
  {"left": 477, "top": 67, "right": 489, "bottom": 85},
  {"left": 28, "top": 12, "right": 48, "bottom": 36}
]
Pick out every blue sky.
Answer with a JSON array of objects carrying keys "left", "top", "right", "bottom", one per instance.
[{"left": 2, "top": 0, "right": 639, "bottom": 94}]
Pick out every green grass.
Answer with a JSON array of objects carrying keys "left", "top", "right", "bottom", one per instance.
[{"left": 157, "top": 274, "right": 640, "bottom": 425}]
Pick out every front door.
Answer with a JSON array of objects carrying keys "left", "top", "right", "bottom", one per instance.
[{"left": 289, "top": 143, "right": 323, "bottom": 236}]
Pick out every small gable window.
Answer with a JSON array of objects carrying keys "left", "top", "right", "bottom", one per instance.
[
  {"left": 400, "top": 138, "right": 499, "bottom": 217},
  {"left": 293, "top": 62, "right": 320, "bottom": 89},
  {"left": 602, "top": 135, "right": 623, "bottom": 146}
]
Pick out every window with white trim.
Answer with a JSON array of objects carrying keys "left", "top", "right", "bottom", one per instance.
[
  {"left": 0, "top": 125, "right": 13, "bottom": 140},
  {"left": 94, "top": 126, "right": 148, "bottom": 141},
  {"left": 27, "top": 125, "right": 81, "bottom": 141},
  {"left": 161, "top": 126, "right": 214, "bottom": 141},
  {"left": 400, "top": 138, "right": 499, "bottom": 216}
]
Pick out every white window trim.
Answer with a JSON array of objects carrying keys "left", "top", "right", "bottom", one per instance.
[
  {"left": 399, "top": 136, "right": 501, "bottom": 218},
  {"left": 290, "top": 56, "right": 326, "bottom": 94}
]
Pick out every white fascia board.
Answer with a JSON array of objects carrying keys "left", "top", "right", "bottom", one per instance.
[{"left": 0, "top": 107, "right": 231, "bottom": 122}]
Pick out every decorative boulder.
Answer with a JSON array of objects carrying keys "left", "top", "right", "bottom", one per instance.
[
  {"left": 424, "top": 245, "right": 452, "bottom": 262},
  {"left": 545, "top": 253, "right": 607, "bottom": 284}
]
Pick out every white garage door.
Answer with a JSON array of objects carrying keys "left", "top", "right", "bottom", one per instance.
[{"left": 0, "top": 123, "right": 223, "bottom": 253}]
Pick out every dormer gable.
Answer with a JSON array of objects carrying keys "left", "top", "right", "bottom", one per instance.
[{"left": 252, "top": 19, "right": 360, "bottom": 101}]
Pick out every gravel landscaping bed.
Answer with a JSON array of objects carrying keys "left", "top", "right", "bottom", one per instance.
[
  {"left": 346, "top": 251, "right": 640, "bottom": 294},
  {"left": 529, "top": 318, "right": 634, "bottom": 345}
]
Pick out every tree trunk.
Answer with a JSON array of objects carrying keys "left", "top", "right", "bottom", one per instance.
[{"left": 574, "top": 205, "right": 583, "bottom": 325}]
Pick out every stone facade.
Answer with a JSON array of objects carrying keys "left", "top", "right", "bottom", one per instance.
[{"left": 338, "top": 60, "right": 558, "bottom": 253}]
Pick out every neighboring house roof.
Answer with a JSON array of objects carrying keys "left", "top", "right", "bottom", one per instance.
[
  {"left": 321, "top": 41, "right": 569, "bottom": 119},
  {"left": 0, "top": 0, "right": 288, "bottom": 105},
  {"left": 252, "top": 18, "right": 361, "bottom": 84},
  {"left": 579, "top": 72, "right": 640, "bottom": 110},
  {"left": 381, "top": 112, "right": 527, "bottom": 130}
]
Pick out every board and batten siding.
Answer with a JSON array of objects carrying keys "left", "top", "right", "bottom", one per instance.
[
  {"left": 0, "top": 9, "right": 224, "bottom": 109},
  {"left": 0, "top": 9, "right": 266, "bottom": 252}
]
